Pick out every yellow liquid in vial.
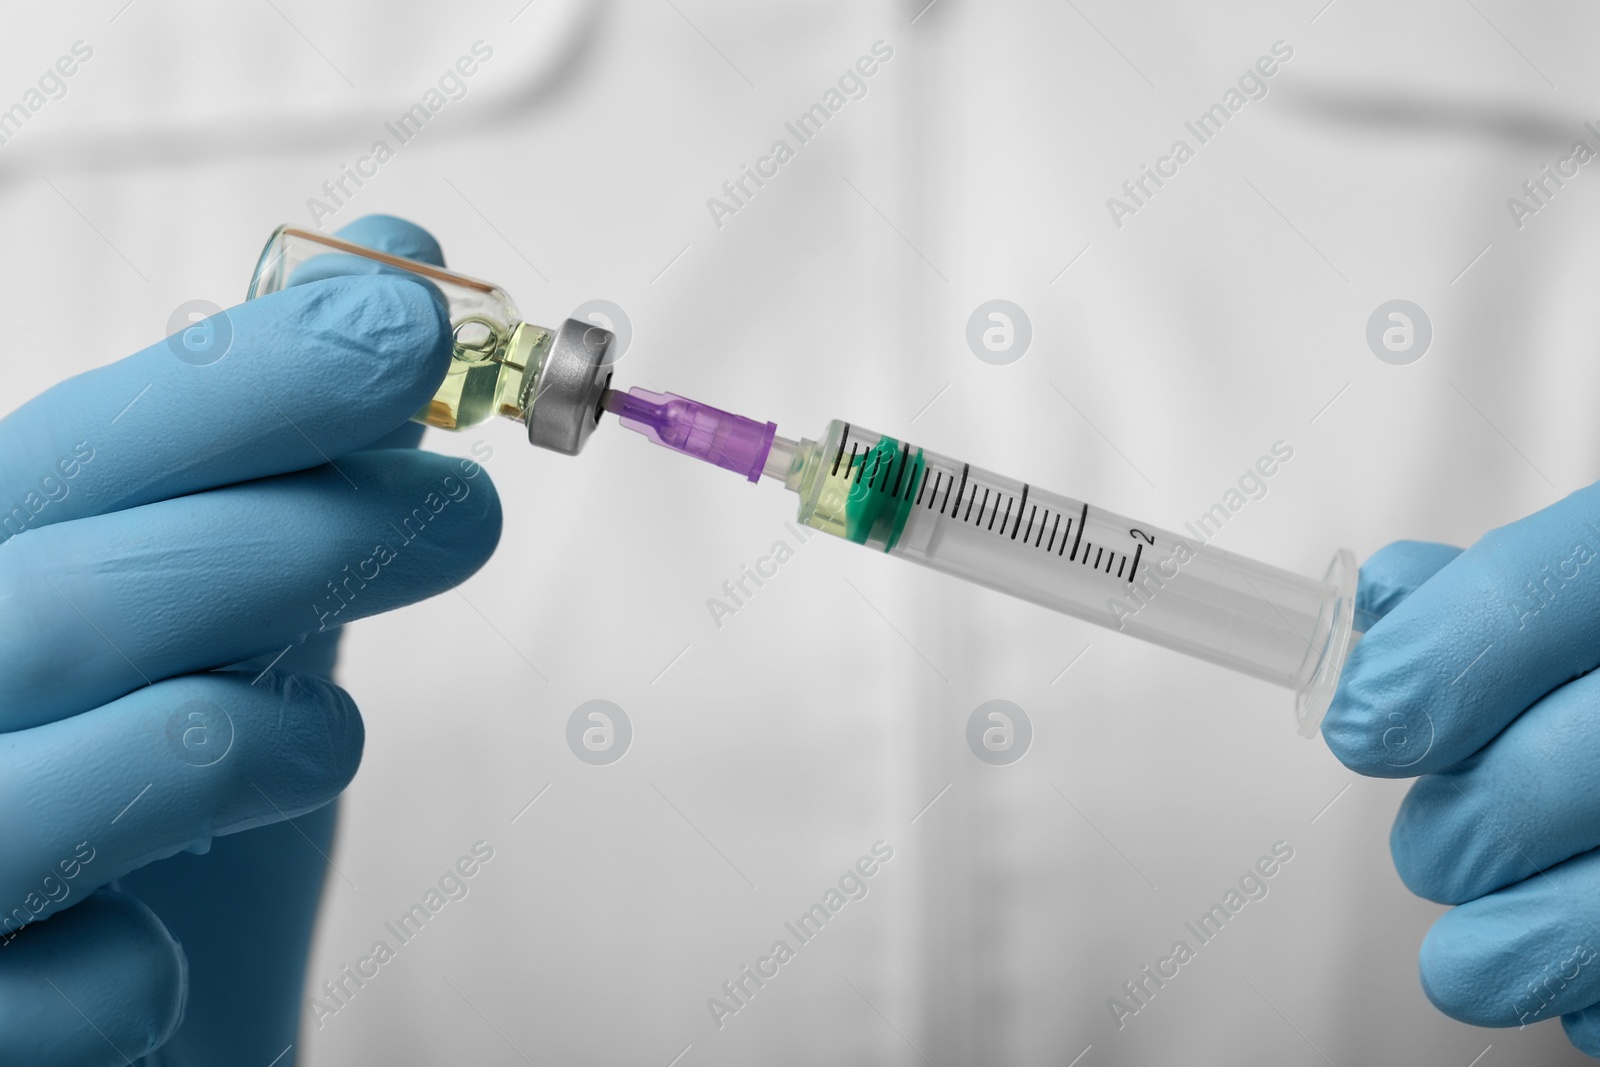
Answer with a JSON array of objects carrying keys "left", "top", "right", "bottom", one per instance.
[{"left": 419, "top": 319, "right": 553, "bottom": 429}]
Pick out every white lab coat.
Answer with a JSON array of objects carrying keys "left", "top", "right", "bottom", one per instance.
[{"left": 5, "top": 1, "right": 1595, "bottom": 1062}]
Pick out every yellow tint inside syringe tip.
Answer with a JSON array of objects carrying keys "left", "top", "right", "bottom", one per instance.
[{"left": 601, "top": 382, "right": 1360, "bottom": 739}]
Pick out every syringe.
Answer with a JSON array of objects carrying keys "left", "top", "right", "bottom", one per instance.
[
  {"left": 244, "top": 226, "right": 1358, "bottom": 736},
  {"left": 604, "top": 386, "right": 1359, "bottom": 737}
]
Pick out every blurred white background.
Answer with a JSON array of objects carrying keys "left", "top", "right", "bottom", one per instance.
[{"left": 5, "top": 0, "right": 1599, "bottom": 1063}]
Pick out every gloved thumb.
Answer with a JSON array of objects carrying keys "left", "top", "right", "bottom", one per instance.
[{"left": 1354, "top": 540, "right": 1463, "bottom": 632}]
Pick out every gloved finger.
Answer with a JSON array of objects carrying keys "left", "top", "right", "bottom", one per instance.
[
  {"left": 225, "top": 419, "right": 428, "bottom": 690},
  {"left": 0, "top": 888, "right": 185, "bottom": 1066},
  {"left": 1391, "top": 668, "right": 1600, "bottom": 903},
  {"left": 326, "top": 217, "right": 442, "bottom": 461},
  {"left": 1416, "top": 846, "right": 1600, "bottom": 1030},
  {"left": 117, "top": 806, "right": 338, "bottom": 1061},
  {"left": 1352, "top": 540, "right": 1463, "bottom": 632},
  {"left": 1561, "top": 1002, "right": 1600, "bottom": 1057},
  {"left": 1322, "top": 483, "right": 1600, "bottom": 777},
  {"left": 0, "top": 670, "right": 363, "bottom": 928},
  {"left": 0, "top": 448, "right": 499, "bottom": 728},
  {"left": 0, "top": 272, "right": 450, "bottom": 537}
]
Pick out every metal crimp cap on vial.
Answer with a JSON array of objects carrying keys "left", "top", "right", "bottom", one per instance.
[{"left": 524, "top": 318, "right": 614, "bottom": 456}]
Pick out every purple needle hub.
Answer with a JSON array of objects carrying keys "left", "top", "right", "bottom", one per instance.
[{"left": 602, "top": 386, "right": 777, "bottom": 483}]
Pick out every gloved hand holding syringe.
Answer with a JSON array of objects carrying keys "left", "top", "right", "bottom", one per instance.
[{"left": 251, "top": 224, "right": 1360, "bottom": 737}]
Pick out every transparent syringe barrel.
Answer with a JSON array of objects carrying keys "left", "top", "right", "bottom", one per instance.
[{"left": 783, "top": 421, "right": 1355, "bottom": 733}]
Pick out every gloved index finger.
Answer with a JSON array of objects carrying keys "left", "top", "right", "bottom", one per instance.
[
  {"left": 0, "top": 216, "right": 451, "bottom": 537},
  {"left": 1323, "top": 481, "right": 1600, "bottom": 777}
]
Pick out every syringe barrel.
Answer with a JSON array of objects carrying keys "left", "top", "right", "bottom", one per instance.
[{"left": 785, "top": 420, "right": 1355, "bottom": 735}]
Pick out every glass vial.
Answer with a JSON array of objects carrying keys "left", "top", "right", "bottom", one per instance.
[{"left": 248, "top": 226, "right": 613, "bottom": 454}]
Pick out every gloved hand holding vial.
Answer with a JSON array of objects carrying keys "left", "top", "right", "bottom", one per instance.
[{"left": 0, "top": 217, "right": 501, "bottom": 1063}]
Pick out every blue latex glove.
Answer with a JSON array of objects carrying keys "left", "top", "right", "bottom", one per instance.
[
  {"left": 1324, "top": 489, "right": 1600, "bottom": 1056},
  {"left": 0, "top": 216, "right": 499, "bottom": 1065}
]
